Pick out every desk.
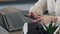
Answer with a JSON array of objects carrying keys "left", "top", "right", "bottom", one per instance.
[{"left": 9, "top": 30, "right": 22, "bottom": 34}]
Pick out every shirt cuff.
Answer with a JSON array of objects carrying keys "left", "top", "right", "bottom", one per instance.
[{"left": 57, "top": 16, "right": 60, "bottom": 27}]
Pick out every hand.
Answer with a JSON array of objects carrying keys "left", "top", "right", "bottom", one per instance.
[
  {"left": 32, "top": 15, "right": 57, "bottom": 24},
  {"left": 28, "top": 6, "right": 43, "bottom": 17}
]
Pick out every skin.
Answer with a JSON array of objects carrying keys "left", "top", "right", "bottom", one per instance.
[{"left": 28, "top": 12, "right": 57, "bottom": 24}]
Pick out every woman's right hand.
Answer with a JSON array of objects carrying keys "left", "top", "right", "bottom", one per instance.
[
  {"left": 28, "top": 6, "right": 43, "bottom": 17},
  {"left": 28, "top": 6, "right": 38, "bottom": 17}
]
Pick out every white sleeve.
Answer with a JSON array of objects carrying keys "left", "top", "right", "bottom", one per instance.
[
  {"left": 29, "top": 0, "right": 47, "bottom": 15},
  {"left": 35, "top": 0, "right": 47, "bottom": 9},
  {"left": 57, "top": 17, "right": 60, "bottom": 27}
]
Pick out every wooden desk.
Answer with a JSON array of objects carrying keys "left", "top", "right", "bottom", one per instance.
[{"left": 9, "top": 30, "right": 22, "bottom": 34}]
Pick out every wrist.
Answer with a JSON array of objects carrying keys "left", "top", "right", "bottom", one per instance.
[{"left": 51, "top": 16, "right": 57, "bottom": 23}]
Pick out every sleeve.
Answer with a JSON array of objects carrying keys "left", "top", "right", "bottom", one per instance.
[
  {"left": 57, "top": 17, "right": 60, "bottom": 27},
  {"left": 29, "top": 0, "right": 47, "bottom": 15},
  {"left": 53, "top": 16, "right": 60, "bottom": 34}
]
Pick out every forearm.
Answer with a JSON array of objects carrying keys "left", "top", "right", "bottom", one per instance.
[
  {"left": 51, "top": 16, "right": 57, "bottom": 23},
  {"left": 35, "top": 0, "right": 47, "bottom": 10},
  {"left": 29, "top": 0, "right": 47, "bottom": 15}
]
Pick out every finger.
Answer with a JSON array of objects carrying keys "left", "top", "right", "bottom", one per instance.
[
  {"left": 32, "top": 20, "right": 37, "bottom": 22},
  {"left": 34, "top": 16, "right": 42, "bottom": 19},
  {"left": 32, "top": 18, "right": 43, "bottom": 22},
  {"left": 36, "top": 18, "right": 43, "bottom": 21},
  {"left": 28, "top": 12, "right": 34, "bottom": 17},
  {"left": 32, "top": 19, "right": 41, "bottom": 22},
  {"left": 28, "top": 12, "right": 32, "bottom": 16}
]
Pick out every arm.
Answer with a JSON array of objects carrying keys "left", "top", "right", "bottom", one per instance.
[
  {"left": 35, "top": 0, "right": 47, "bottom": 9},
  {"left": 29, "top": 0, "right": 47, "bottom": 15}
]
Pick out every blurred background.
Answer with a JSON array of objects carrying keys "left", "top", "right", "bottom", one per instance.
[
  {"left": 0, "top": 0, "right": 38, "bottom": 10},
  {"left": 0, "top": 0, "right": 38, "bottom": 34}
]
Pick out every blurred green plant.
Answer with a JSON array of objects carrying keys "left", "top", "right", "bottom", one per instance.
[{"left": 43, "top": 22, "right": 58, "bottom": 34}]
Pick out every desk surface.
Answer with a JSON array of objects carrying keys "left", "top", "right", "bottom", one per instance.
[{"left": 9, "top": 30, "right": 22, "bottom": 34}]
